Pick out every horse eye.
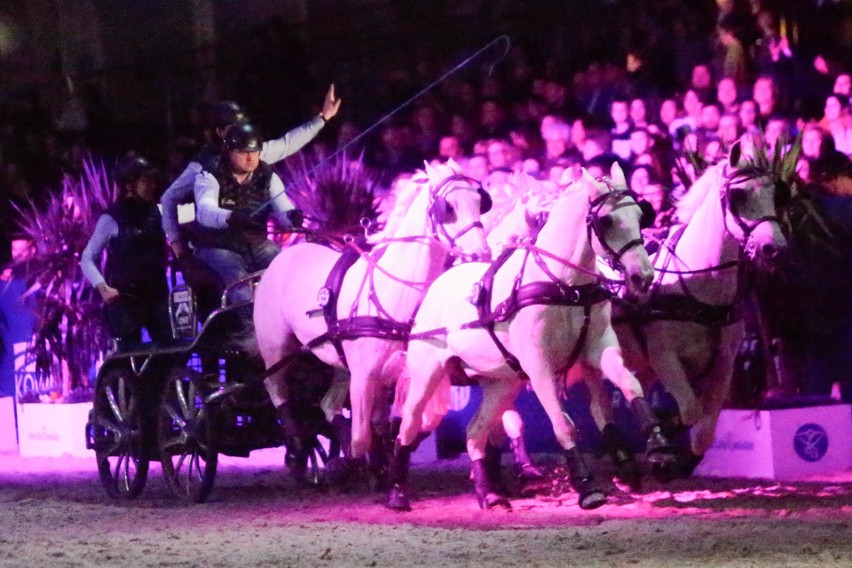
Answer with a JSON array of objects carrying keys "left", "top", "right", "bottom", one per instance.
[
  {"left": 729, "top": 188, "right": 749, "bottom": 208},
  {"left": 595, "top": 215, "right": 614, "bottom": 232}
]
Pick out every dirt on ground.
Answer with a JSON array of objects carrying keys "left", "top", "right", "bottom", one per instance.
[{"left": 0, "top": 449, "right": 850, "bottom": 568}]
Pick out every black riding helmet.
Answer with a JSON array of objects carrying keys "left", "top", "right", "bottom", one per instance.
[
  {"left": 208, "top": 100, "right": 248, "bottom": 130},
  {"left": 222, "top": 122, "right": 264, "bottom": 153},
  {"left": 114, "top": 153, "right": 158, "bottom": 187}
]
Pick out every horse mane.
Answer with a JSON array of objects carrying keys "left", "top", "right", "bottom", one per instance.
[{"left": 675, "top": 162, "right": 724, "bottom": 224}]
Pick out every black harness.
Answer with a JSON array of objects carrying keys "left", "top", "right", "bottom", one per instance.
[
  {"left": 614, "top": 166, "right": 782, "bottom": 378},
  {"left": 297, "top": 174, "right": 487, "bottom": 369},
  {"left": 463, "top": 243, "right": 612, "bottom": 380},
  {"left": 303, "top": 246, "right": 412, "bottom": 368},
  {"left": 411, "top": 186, "right": 644, "bottom": 381}
]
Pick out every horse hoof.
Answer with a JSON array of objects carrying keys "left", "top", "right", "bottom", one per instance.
[
  {"left": 650, "top": 460, "right": 677, "bottom": 483},
  {"left": 614, "top": 461, "right": 642, "bottom": 492},
  {"left": 386, "top": 484, "right": 411, "bottom": 512},
  {"left": 476, "top": 492, "right": 511, "bottom": 510},
  {"left": 326, "top": 456, "right": 367, "bottom": 486},
  {"left": 645, "top": 428, "right": 676, "bottom": 460},
  {"left": 646, "top": 447, "right": 677, "bottom": 467},
  {"left": 578, "top": 489, "right": 607, "bottom": 510},
  {"left": 517, "top": 468, "right": 551, "bottom": 498}
]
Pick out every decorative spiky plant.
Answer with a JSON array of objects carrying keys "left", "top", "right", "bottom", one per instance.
[
  {"left": 278, "top": 150, "right": 382, "bottom": 240},
  {"left": 6, "top": 158, "right": 116, "bottom": 400},
  {"left": 739, "top": 131, "right": 836, "bottom": 250}
]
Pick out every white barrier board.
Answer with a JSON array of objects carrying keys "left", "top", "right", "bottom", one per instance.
[
  {"left": 15, "top": 402, "right": 93, "bottom": 458},
  {"left": 0, "top": 396, "right": 18, "bottom": 453},
  {"left": 695, "top": 405, "right": 852, "bottom": 480}
]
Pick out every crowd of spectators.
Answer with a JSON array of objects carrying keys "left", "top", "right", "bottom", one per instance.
[{"left": 1, "top": 0, "right": 851, "bottom": 398}]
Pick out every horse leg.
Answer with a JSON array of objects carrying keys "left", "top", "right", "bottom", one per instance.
[
  {"left": 691, "top": 353, "right": 736, "bottom": 459},
  {"left": 257, "top": 328, "right": 312, "bottom": 482},
  {"left": 598, "top": 344, "right": 675, "bottom": 467},
  {"left": 581, "top": 366, "right": 642, "bottom": 491},
  {"left": 348, "top": 366, "right": 376, "bottom": 462},
  {"left": 369, "top": 381, "right": 395, "bottom": 490},
  {"left": 526, "top": 369, "right": 607, "bottom": 510},
  {"left": 502, "top": 408, "right": 550, "bottom": 497},
  {"left": 648, "top": 352, "right": 703, "bottom": 427},
  {"left": 386, "top": 349, "right": 448, "bottom": 511},
  {"left": 466, "top": 379, "right": 517, "bottom": 509},
  {"left": 321, "top": 369, "right": 352, "bottom": 459}
]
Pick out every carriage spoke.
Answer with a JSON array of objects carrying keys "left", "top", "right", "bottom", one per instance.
[
  {"left": 105, "top": 388, "right": 124, "bottom": 423},
  {"left": 175, "top": 381, "right": 191, "bottom": 419},
  {"left": 174, "top": 451, "right": 189, "bottom": 477},
  {"left": 99, "top": 439, "right": 121, "bottom": 456},
  {"left": 96, "top": 417, "right": 121, "bottom": 436},
  {"left": 118, "top": 378, "right": 128, "bottom": 417},
  {"left": 160, "top": 435, "right": 186, "bottom": 451},
  {"left": 190, "top": 453, "right": 203, "bottom": 484},
  {"left": 162, "top": 402, "right": 187, "bottom": 429}
]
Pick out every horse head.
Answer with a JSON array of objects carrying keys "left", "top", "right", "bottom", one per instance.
[
  {"left": 424, "top": 160, "right": 492, "bottom": 261},
  {"left": 721, "top": 139, "right": 788, "bottom": 271},
  {"left": 581, "top": 162, "right": 654, "bottom": 295}
]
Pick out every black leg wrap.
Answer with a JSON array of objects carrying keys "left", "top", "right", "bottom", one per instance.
[
  {"left": 331, "top": 414, "right": 352, "bottom": 459},
  {"left": 630, "top": 397, "right": 676, "bottom": 466},
  {"left": 369, "top": 424, "right": 393, "bottom": 492},
  {"left": 564, "top": 447, "right": 607, "bottom": 510},
  {"left": 483, "top": 443, "right": 510, "bottom": 497},
  {"left": 509, "top": 437, "right": 550, "bottom": 497},
  {"left": 276, "top": 403, "right": 309, "bottom": 482},
  {"left": 386, "top": 442, "right": 413, "bottom": 511},
  {"left": 600, "top": 423, "right": 641, "bottom": 491},
  {"left": 471, "top": 459, "right": 511, "bottom": 510}
]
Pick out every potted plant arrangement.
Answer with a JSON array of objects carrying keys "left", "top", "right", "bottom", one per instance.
[{"left": 6, "top": 159, "right": 116, "bottom": 456}]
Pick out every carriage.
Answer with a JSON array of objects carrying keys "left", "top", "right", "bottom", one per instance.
[{"left": 84, "top": 269, "right": 341, "bottom": 504}]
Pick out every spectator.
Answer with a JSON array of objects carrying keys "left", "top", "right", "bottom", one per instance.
[
  {"left": 738, "top": 98, "right": 760, "bottom": 134},
  {"left": 609, "top": 98, "right": 633, "bottom": 160},
  {"left": 819, "top": 94, "right": 852, "bottom": 157},
  {"left": 717, "top": 14, "right": 750, "bottom": 90},
  {"left": 716, "top": 77, "right": 741, "bottom": 113},
  {"left": 540, "top": 119, "right": 574, "bottom": 168},
  {"left": 752, "top": 75, "right": 780, "bottom": 123},
  {"left": 437, "top": 135, "right": 464, "bottom": 163}
]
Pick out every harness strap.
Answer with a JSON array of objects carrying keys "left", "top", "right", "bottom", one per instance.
[
  {"left": 613, "top": 293, "right": 744, "bottom": 327},
  {"left": 471, "top": 244, "right": 611, "bottom": 380}
]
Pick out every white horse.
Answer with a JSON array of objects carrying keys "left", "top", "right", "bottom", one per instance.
[
  {"left": 253, "top": 160, "right": 491, "bottom": 478},
  {"left": 595, "top": 141, "right": 789, "bottom": 477},
  {"left": 387, "top": 164, "right": 655, "bottom": 511}
]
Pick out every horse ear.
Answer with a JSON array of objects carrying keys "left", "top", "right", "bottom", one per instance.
[
  {"left": 424, "top": 160, "right": 440, "bottom": 182},
  {"left": 446, "top": 157, "right": 461, "bottom": 173},
  {"left": 729, "top": 140, "right": 742, "bottom": 167},
  {"left": 610, "top": 162, "right": 627, "bottom": 189},
  {"left": 580, "top": 167, "right": 597, "bottom": 186}
]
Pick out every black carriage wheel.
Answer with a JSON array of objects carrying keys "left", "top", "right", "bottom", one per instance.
[
  {"left": 92, "top": 366, "right": 150, "bottom": 499},
  {"left": 158, "top": 367, "right": 218, "bottom": 503}
]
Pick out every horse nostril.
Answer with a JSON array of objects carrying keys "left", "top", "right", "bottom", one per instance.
[{"left": 630, "top": 273, "right": 649, "bottom": 293}]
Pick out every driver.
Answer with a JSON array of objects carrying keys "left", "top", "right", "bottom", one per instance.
[{"left": 192, "top": 121, "right": 302, "bottom": 304}]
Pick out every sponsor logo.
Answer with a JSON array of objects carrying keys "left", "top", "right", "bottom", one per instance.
[
  {"left": 708, "top": 431, "right": 755, "bottom": 452},
  {"left": 794, "top": 423, "right": 829, "bottom": 462}
]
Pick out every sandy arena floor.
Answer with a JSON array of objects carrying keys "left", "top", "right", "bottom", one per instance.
[{"left": 0, "top": 449, "right": 850, "bottom": 568}]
